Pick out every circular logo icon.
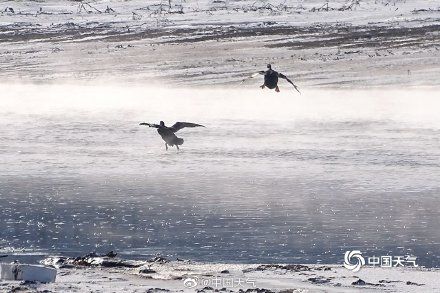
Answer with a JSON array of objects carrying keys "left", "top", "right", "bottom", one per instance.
[
  {"left": 343, "top": 250, "right": 365, "bottom": 272},
  {"left": 183, "top": 277, "right": 198, "bottom": 288}
]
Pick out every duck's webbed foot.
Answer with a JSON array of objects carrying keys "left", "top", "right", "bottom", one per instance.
[
  {"left": 275, "top": 86, "right": 280, "bottom": 92},
  {"left": 260, "top": 84, "right": 265, "bottom": 89},
  {"left": 165, "top": 143, "right": 168, "bottom": 151},
  {"left": 176, "top": 145, "right": 180, "bottom": 151}
]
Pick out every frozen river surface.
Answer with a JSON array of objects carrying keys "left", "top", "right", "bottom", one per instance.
[{"left": 0, "top": 84, "right": 439, "bottom": 267}]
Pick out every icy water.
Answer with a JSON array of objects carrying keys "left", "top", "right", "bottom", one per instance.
[{"left": 1, "top": 84, "right": 439, "bottom": 267}]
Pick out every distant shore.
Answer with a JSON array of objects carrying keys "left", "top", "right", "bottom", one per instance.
[{"left": 0, "top": 0, "right": 439, "bottom": 87}]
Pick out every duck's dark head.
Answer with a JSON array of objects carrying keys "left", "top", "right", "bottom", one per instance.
[
  {"left": 159, "top": 121, "right": 165, "bottom": 127},
  {"left": 267, "top": 64, "right": 272, "bottom": 69}
]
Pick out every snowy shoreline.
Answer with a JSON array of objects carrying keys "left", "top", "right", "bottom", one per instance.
[{"left": 1, "top": 254, "right": 440, "bottom": 292}]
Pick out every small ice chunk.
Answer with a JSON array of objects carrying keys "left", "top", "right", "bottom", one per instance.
[{"left": 0, "top": 263, "right": 56, "bottom": 283}]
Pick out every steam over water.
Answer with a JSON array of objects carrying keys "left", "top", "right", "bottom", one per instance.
[{"left": 1, "top": 84, "right": 439, "bottom": 267}]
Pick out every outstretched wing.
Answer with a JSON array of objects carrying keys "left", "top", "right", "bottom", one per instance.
[
  {"left": 279, "top": 73, "right": 301, "bottom": 94},
  {"left": 139, "top": 122, "right": 159, "bottom": 128},
  {"left": 170, "top": 122, "right": 205, "bottom": 133},
  {"left": 240, "top": 71, "right": 265, "bottom": 84}
]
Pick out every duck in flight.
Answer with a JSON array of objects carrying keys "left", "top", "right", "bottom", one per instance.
[
  {"left": 139, "top": 121, "right": 205, "bottom": 150},
  {"left": 242, "top": 64, "right": 301, "bottom": 93}
]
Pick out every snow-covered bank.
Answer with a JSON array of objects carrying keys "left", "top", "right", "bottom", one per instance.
[
  {"left": 1, "top": 254, "right": 439, "bottom": 292},
  {"left": 1, "top": 0, "right": 439, "bottom": 87}
]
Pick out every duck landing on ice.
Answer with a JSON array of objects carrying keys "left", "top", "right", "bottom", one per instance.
[
  {"left": 139, "top": 121, "right": 205, "bottom": 150},
  {"left": 241, "top": 64, "right": 301, "bottom": 93}
]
